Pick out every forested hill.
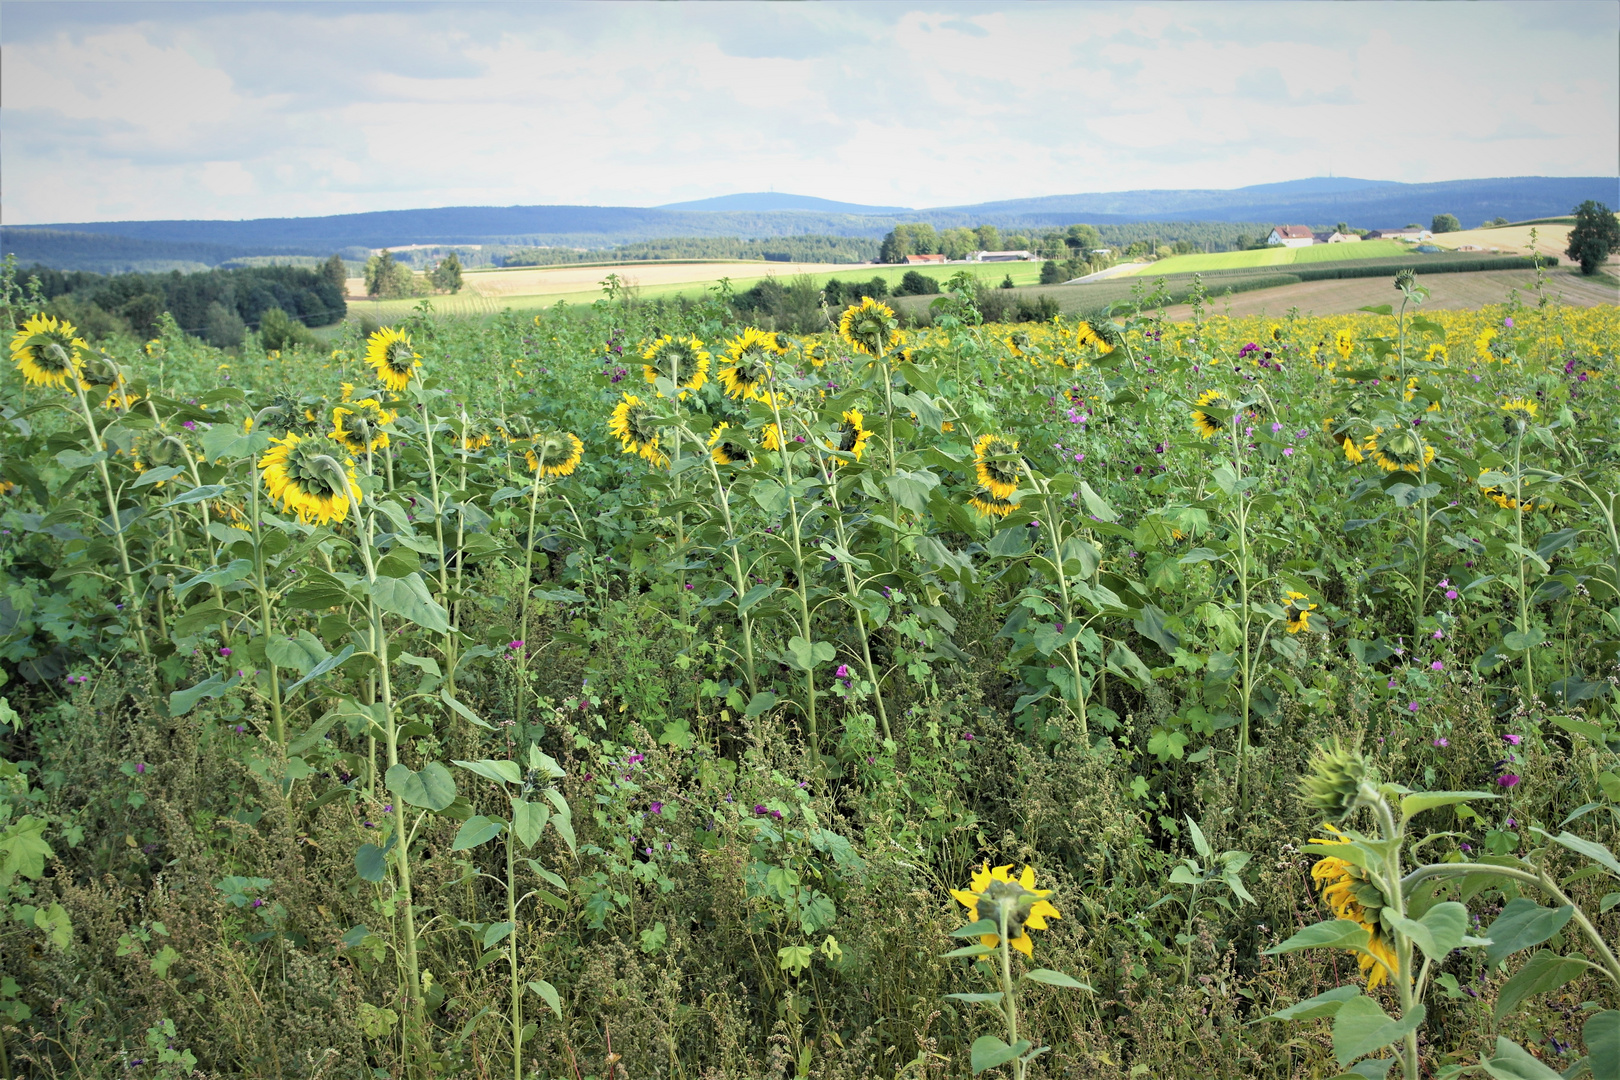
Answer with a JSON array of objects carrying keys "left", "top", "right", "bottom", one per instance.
[{"left": 5, "top": 175, "right": 1613, "bottom": 272}]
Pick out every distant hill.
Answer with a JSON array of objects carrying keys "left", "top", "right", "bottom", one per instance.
[
  {"left": 659, "top": 192, "right": 909, "bottom": 213},
  {"left": 6, "top": 176, "right": 1614, "bottom": 272}
]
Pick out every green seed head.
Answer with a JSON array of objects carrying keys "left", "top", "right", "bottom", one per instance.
[{"left": 1301, "top": 738, "right": 1377, "bottom": 819}]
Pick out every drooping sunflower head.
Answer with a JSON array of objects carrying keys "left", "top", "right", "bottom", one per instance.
[
  {"left": 949, "top": 863, "right": 1060, "bottom": 959},
  {"left": 76, "top": 348, "right": 133, "bottom": 405},
  {"left": 1005, "top": 330, "right": 1033, "bottom": 358},
  {"left": 456, "top": 416, "right": 494, "bottom": 451},
  {"left": 974, "top": 434, "right": 1022, "bottom": 499},
  {"left": 1423, "top": 343, "right": 1447, "bottom": 364},
  {"left": 1301, "top": 738, "right": 1377, "bottom": 820},
  {"left": 762, "top": 422, "right": 786, "bottom": 452},
  {"left": 1364, "top": 427, "right": 1434, "bottom": 473},
  {"left": 1267, "top": 322, "right": 1284, "bottom": 343},
  {"left": 526, "top": 431, "right": 584, "bottom": 478},
  {"left": 1190, "top": 390, "right": 1234, "bottom": 440},
  {"left": 1307, "top": 825, "right": 1397, "bottom": 988},
  {"left": 1342, "top": 436, "right": 1365, "bottom": 464},
  {"left": 718, "top": 328, "right": 783, "bottom": 401},
  {"left": 1500, "top": 397, "right": 1538, "bottom": 436},
  {"left": 641, "top": 334, "right": 711, "bottom": 398},
  {"left": 707, "top": 422, "right": 752, "bottom": 466},
  {"left": 969, "top": 487, "right": 1018, "bottom": 519},
  {"left": 250, "top": 394, "right": 304, "bottom": 437},
  {"left": 363, "top": 327, "right": 421, "bottom": 391},
  {"left": 129, "top": 430, "right": 184, "bottom": 483},
  {"left": 608, "top": 393, "right": 667, "bottom": 467},
  {"left": 10, "top": 313, "right": 87, "bottom": 389},
  {"left": 1283, "top": 590, "right": 1317, "bottom": 634},
  {"left": 838, "top": 296, "right": 900, "bottom": 357},
  {"left": 257, "top": 432, "right": 362, "bottom": 527},
  {"left": 805, "top": 341, "right": 833, "bottom": 369},
  {"left": 330, "top": 398, "right": 396, "bottom": 454},
  {"left": 498, "top": 416, "right": 537, "bottom": 445},
  {"left": 1479, "top": 470, "right": 1539, "bottom": 513},
  {"left": 828, "top": 409, "right": 873, "bottom": 463},
  {"left": 1393, "top": 268, "right": 1416, "bottom": 293}
]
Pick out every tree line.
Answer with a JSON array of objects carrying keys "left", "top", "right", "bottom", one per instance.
[
  {"left": 13, "top": 256, "right": 348, "bottom": 348},
  {"left": 876, "top": 220, "right": 1281, "bottom": 265},
  {"left": 500, "top": 233, "right": 882, "bottom": 267}
]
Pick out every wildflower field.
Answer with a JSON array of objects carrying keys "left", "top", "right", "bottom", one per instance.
[{"left": 2, "top": 266, "right": 1619, "bottom": 1080}]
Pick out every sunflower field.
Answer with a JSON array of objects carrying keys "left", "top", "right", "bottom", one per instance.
[{"left": 2, "top": 266, "right": 1619, "bottom": 1080}]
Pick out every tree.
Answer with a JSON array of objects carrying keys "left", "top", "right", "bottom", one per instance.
[
  {"left": 321, "top": 254, "right": 348, "bottom": 296},
  {"left": 878, "top": 228, "right": 911, "bottom": 264},
  {"left": 1566, "top": 200, "right": 1620, "bottom": 275},
  {"left": 1336, "top": 222, "right": 1350, "bottom": 235},
  {"left": 118, "top": 293, "right": 165, "bottom": 340},
  {"left": 999, "top": 274, "right": 1015, "bottom": 289},
  {"left": 364, "top": 249, "right": 416, "bottom": 298},
  {"left": 864, "top": 276, "right": 889, "bottom": 299},
  {"left": 1431, "top": 213, "right": 1461, "bottom": 234},
  {"left": 1064, "top": 223, "right": 1102, "bottom": 255},
  {"left": 204, "top": 301, "right": 245, "bottom": 349},
  {"left": 1488, "top": 216, "right": 1509, "bottom": 227},
  {"left": 975, "top": 225, "right": 1002, "bottom": 252},
  {"left": 429, "top": 253, "right": 463, "bottom": 293},
  {"left": 940, "top": 227, "right": 978, "bottom": 261},
  {"left": 257, "top": 307, "right": 315, "bottom": 351},
  {"left": 1039, "top": 260, "right": 1063, "bottom": 285},
  {"left": 896, "top": 270, "right": 939, "bottom": 296}
]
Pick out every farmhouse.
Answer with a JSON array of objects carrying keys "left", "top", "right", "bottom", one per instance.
[
  {"left": 905, "top": 253, "right": 946, "bottom": 264},
  {"left": 972, "top": 250, "right": 1036, "bottom": 262},
  {"left": 1367, "top": 227, "right": 1433, "bottom": 241},
  {"left": 1267, "top": 225, "right": 1316, "bottom": 248},
  {"left": 1324, "top": 232, "right": 1361, "bottom": 244}
]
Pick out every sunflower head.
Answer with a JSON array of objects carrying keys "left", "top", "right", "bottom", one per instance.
[
  {"left": 1393, "top": 268, "right": 1416, "bottom": 293},
  {"left": 1307, "top": 825, "right": 1398, "bottom": 988},
  {"left": 1479, "top": 470, "right": 1539, "bottom": 513},
  {"left": 973, "top": 434, "right": 1022, "bottom": 499},
  {"left": 1190, "top": 390, "right": 1234, "bottom": 440},
  {"left": 257, "top": 432, "right": 362, "bottom": 527},
  {"left": 762, "top": 423, "right": 787, "bottom": 453},
  {"left": 718, "top": 328, "right": 783, "bottom": 401},
  {"left": 949, "top": 864, "right": 1060, "bottom": 959},
  {"left": 969, "top": 488, "right": 1018, "bottom": 519},
  {"left": 608, "top": 393, "right": 667, "bottom": 467},
  {"left": 828, "top": 409, "right": 873, "bottom": 463},
  {"left": 526, "top": 431, "right": 584, "bottom": 478},
  {"left": 330, "top": 398, "right": 395, "bottom": 454},
  {"left": 457, "top": 416, "right": 494, "bottom": 451},
  {"left": 641, "top": 335, "right": 711, "bottom": 398},
  {"left": 1283, "top": 590, "right": 1317, "bottom": 634},
  {"left": 1500, "top": 397, "right": 1538, "bottom": 436},
  {"left": 10, "top": 313, "right": 88, "bottom": 389},
  {"left": 364, "top": 327, "right": 421, "bottom": 391},
  {"left": 1301, "top": 739, "right": 1377, "bottom": 820},
  {"left": 708, "top": 422, "right": 752, "bottom": 465},
  {"left": 1334, "top": 329, "right": 1355, "bottom": 361},
  {"left": 805, "top": 341, "right": 833, "bottom": 369},
  {"left": 1364, "top": 427, "right": 1434, "bottom": 473},
  {"left": 838, "top": 296, "right": 899, "bottom": 357}
]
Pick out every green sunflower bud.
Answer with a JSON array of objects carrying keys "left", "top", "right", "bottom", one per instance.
[
  {"left": 1301, "top": 738, "right": 1377, "bottom": 819},
  {"left": 1394, "top": 268, "right": 1416, "bottom": 293}
]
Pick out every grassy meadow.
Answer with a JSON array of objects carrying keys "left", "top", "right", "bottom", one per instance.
[{"left": 3, "top": 266, "right": 1620, "bottom": 1079}]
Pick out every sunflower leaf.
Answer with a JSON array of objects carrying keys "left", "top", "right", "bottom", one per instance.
[
  {"left": 1259, "top": 984, "right": 1361, "bottom": 1022},
  {"left": 944, "top": 992, "right": 1004, "bottom": 1004},
  {"left": 1264, "top": 919, "right": 1370, "bottom": 956},
  {"left": 1332, "top": 996, "right": 1424, "bottom": 1066},
  {"left": 952, "top": 919, "right": 998, "bottom": 938},
  {"left": 942, "top": 944, "right": 996, "bottom": 958},
  {"left": 970, "top": 1036, "right": 1030, "bottom": 1075},
  {"left": 365, "top": 573, "right": 450, "bottom": 634},
  {"left": 1021, "top": 969, "right": 1091, "bottom": 990}
]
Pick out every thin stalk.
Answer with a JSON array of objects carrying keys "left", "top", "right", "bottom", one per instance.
[
  {"left": 73, "top": 379, "right": 149, "bottom": 652},
  {"left": 1372, "top": 799, "right": 1419, "bottom": 1080},
  {"left": 684, "top": 424, "right": 757, "bottom": 694},
  {"left": 515, "top": 446, "right": 549, "bottom": 732},
  {"left": 764, "top": 379, "right": 818, "bottom": 748},
  {"left": 1513, "top": 434, "right": 1534, "bottom": 701},
  {"left": 413, "top": 380, "right": 458, "bottom": 694},
  {"left": 1228, "top": 411, "right": 1254, "bottom": 812},
  {"left": 506, "top": 824, "right": 523, "bottom": 1080},
  {"left": 248, "top": 462, "right": 284, "bottom": 744},
  {"left": 998, "top": 903, "right": 1025, "bottom": 1080},
  {"left": 1022, "top": 464, "right": 1087, "bottom": 737},
  {"left": 815, "top": 448, "right": 889, "bottom": 739}
]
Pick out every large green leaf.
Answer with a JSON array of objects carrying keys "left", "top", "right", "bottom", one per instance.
[
  {"left": 453, "top": 758, "right": 522, "bottom": 786},
  {"left": 1261, "top": 984, "right": 1361, "bottom": 1022},
  {"left": 1483, "top": 899, "right": 1574, "bottom": 966},
  {"left": 1495, "top": 950, "right": 1594, "bottom": 1019},
  {"left": 354, "top": 843, "right": 387, "bottom": 883},
  {"left": 1385, "top": 902, "right": 1468, "bottom": 964},
  {"left": 385, "top": 762, "right": 457, "bottom": 812},
  {"left": 510, "top": 797, "right": 551, "bottom": 851},
  {"left": 1585, "top": 1010, "right": 1618, "bottom": 1080},
  {"left": 365, "top": 572, "right": 450, "bottom": 633},
  {"left": 1536, "top": 828, "right": 1620, "bottom": 879},
  {"left": 1400, "top": 790, "right": 1497, "bottom": 822},
  {"left": 283, "top": 644, "right": 356, "bottom": 693},
  {"left": 970, "top": 1036, "right": 1030, "bottom": 1075},
  {"left": 527, "top": 979, "right": 562, "bottom": 1019},
  {"left": 450, "top": 815, "right": 503, "bottom": 851},
  {"left": 1021, "top": 968, "right": 1091, "bottom": 990},
  {"left": 1480, "top": 1037, "right": 1565, "bottom": 1080},
  {"left": 1331, "top": 996, "right": 1424, "bottom": 1067},
  {"left": 265, "top": 630, "right": 329, "bottom": 675},
  {"left": 1265, "top": 919, "right": 1370, "bottom": 956},
  {"left": 783, "top": 636, "right": 835, "bottom": 671},
  {"left": 169, "top": 671, "right": 242, "bottom": 717}
]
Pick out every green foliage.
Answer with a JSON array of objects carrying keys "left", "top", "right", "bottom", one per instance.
[
  {"left": 1567, "top": 200, "right": 1620, "bottom": 275},
  {"left": 1431, "top": 213, "right": 1462, "bottom": 234}
]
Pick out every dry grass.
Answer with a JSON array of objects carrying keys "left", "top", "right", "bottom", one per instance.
[{"left": 1427, "top": 223, "right": 1574, "bottom": 260}]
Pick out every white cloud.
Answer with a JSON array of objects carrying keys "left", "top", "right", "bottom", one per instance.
[{"left": 0, "top": 0, "right": 1613, "bottom": 223}]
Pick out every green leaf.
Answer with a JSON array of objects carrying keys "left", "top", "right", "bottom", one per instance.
[
  {"left": 265, "top": 630, "right": 329, "bottom": 675},
  {"left": 1342, "top": 1058, "right": 1395, "bottom": 1080},
  {"left": 1480, "top": 1037, "right": 1566, "bottom": 1080},
  {"left": 173, "top": 559, "right": 254, "bottom": 602},
  {"left": 944, "top": 992, "right": 1005, "bottom": 1004},
  {"left": 1495, "top": 950, "right": 1593, "bottom": 1019},
  {"left": 1184, "top": 814, "right": 1212, "bottom": 859},
  {"left": 744, "top": 691, "right": 778, "bottom": 717},
  {"left": 1132, "top": 604, "right": 1180, "bottom": 653},
  {"left": 1503, "top": 627, "right": 1546, "bottom": 652},
  {"left": 1483, "top": 899, "right": 1575, "bottom": 966},
  {"left": 158, "top": 483, "right": 227, "bottom": 508},
  {"left": 483, "top": 921, "right": 515, "bottom": 948},
  {"left": 450, "top": 815, "right": 503, "bottom": 851},
  {"left": 169, "top": 671, "right": 242, "bottom": 717},
  {"left": 131, "top": 464, "right": 185, "bottom": 487},
  {"left": 526, "top": 979, "right": 562, "bottom": 1019},
  {"left": 1264, "top": 919, "right": 1370, "bottom": 956},
  {"left": 737, "top": 583, "right": 774, "bottom": 614},
  {"left": 1332, "top": 996, "right": 1424, "bottom": 1067},
  {"left": 0, "top": 817, "right": 53, "bottom": 881},
  {"left": 355, "top": 843, "right": 387, "bottom": 883},
  {"left": 1400, "top": 790, "right": 1497, "bottom": 822},
  {"left": 639, "top": 921, "right": 667, "bottom": 954},
  {"left": 543, "top": 788, "right": 574, "bottom": 853},
  {"left": 971, "top": 1035, "right": 1030, "bottom": 1075},
  {"left": 784, "top": 636, "right": 835, "bottom": 671},
  {"left": 1261, "top": 984, "right": 1361, "bottom": 1022},
  {"left": 942, "top": 943, "right": 996, "bottom": 958},
  {"left": 1078, "top": 480, "right": 1118, "bottom": 522},
  {"left": 287, "top": 709, "right": 344, "bottom": 756},
  {"left": 1584, "top": 1010, "right": 1618, "bottom": 1080},
  {"left": 952, "top": 918, "right": 998, "bottom": 938},
  {"left": 282, "top": 644, "right": 356, "bottom": 694},
  {"left": 366, "top": 572, "right": 450, "bottom": 633},
  {"left": 1385, "top": 902, "right": 1468, "bottom": 964},
  {"left": 510, "top": 798, "right": 550, "bottom": 851},
  {"left": 1021, "top": 968, "right": 1091, "bottom": 990},
  {"left": 453, "top": 758, "right": 522, "bottom": 787},
  {"left": 1535, "top": 828, "right": 1620, "bottom": 879},
  {"left": 385, "top": 762, "right": 457, "bottom": 812}
]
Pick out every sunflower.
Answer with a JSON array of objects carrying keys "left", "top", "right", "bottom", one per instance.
[
  {"left": 457, "top": 418, "right": 493, "bottom": 451},
  {"left": 1190, "top": 390, "right": 1233, "bottom": 440},
  {"left": 805, "top": 341, "right": 833, "bottom": 369},
  {"left": 1283, "top": 591, "right": 1316, "bottom": 634},
  {"left": 1334, "top": 329, "right": 1354, "bottom": 362},
  {"left": 1308, "top": 825, "right": 1399, "bottom": 989},
  {"left": 1500, "top": 397, "right": 1538, "bottom": 434},
  {"left": 827, "top": 409, "right": 873, "bottom": 463},
  {"left": 1423, "top": 344, "right": 1447, "bottom": 364},
  {"left": 498, "top": 417, "right": 536, "bottom": 445},
  {"left": 949, "top": 863, "right": 1060, "bottom": 959},
  {"left": 77, "top": 350, "right": 136, "bottom": 409},
  {"left": 9, "top": 313, "right": 87, "bottom": 389},
  {"left": 258, "top": 433, "right": 363, "bottom": 527},
  {"left": 330, "top": 398, "right": 396, "bottom": 454},
  {"left": 1474, "top": 328, "right": 1497, "bottom": 362},
  {"left": 762, "top": 423, "right": 786, "bottom": 452},
  {"left": 969, "top": 487, "right": 1018, "bottom": 518},
  {"left": 1403, "top": 378, "right": 1440, "bottom": 413},
  {"left": 1479, "top": 470, "right": 1539, "bottom": 513},
  {"left": 1267, "top": 322, "right": 1284, "bottom": 343},
  {"left": 838, "top": 296, "right": 900, "bottom": 357},
  {"left": 608, "top": 393, "right": 667, "bottom": 467},
  {"left": 1363, "top": 428, "right": 1435, "bottom": 473},
  {"left": 973, "top": 434, "right": 1022, "bottom": 499},
  {"left": 717, "top": 328, "right": 783, "bottom": 401},
  {"left": 212, "top": 500, "right": 252, "bottom": 532},
  {"left": 641, "top": 334, "right": 711, "bottom": 398},
  {"left": 708, "top": 422, "right": 752, "bottom": 465},
  {"left": 363, "top": 327, "right": 421, "bottom": 391},
  {"left": 525, "top": 432, "right": 584, "bottom": 478},
  {"left": 1342, "top": 436, "right": 1365, "bottom": 464}
]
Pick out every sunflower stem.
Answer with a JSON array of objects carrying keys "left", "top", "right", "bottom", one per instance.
[
  {"left": 72, "top": 378, "right": 149, "bottom": 654},
  {"left": 1513, "top": 432, "right": 1534, "bottom": 702},
  {"left": 516, "top": 446, "right": 548, "bottom": 735},
  {"left": 248, "top": 459, "right": 284, "bottom": 745},
  {"left": 815, "top": 443, "right": 889, "bottom": 740},
  {"left": 764, "top": 377, "right": 818, "bottom": 751},
  {"left": 413, "top": 377, "right": 458, "bottom": 697},
  {"left": 686, "top": 423, "right": 757, "bottom": 696},
  {"left": 1023, "top": 465, "right": 1088, "bottom": 738},
  {"left": 998, "top": 904, "right": 1023, "bottom": 1080}
]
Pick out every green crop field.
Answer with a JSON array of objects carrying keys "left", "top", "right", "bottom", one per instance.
[{"left": 1122, "top": 240, "right": 1412, "bottom": 276}]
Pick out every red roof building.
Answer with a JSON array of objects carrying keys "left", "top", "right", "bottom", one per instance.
[{"left": 905, "top": 253, "right": 946, "bottom": 263}]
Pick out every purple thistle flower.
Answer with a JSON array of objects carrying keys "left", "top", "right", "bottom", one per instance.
[{"left": 1497, "top": 774, "right": 1521, "bottom": 788}]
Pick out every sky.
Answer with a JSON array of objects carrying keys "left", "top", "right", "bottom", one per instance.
[{"left": 2, "top": 0, "right": 1616, "bottom": 225}]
